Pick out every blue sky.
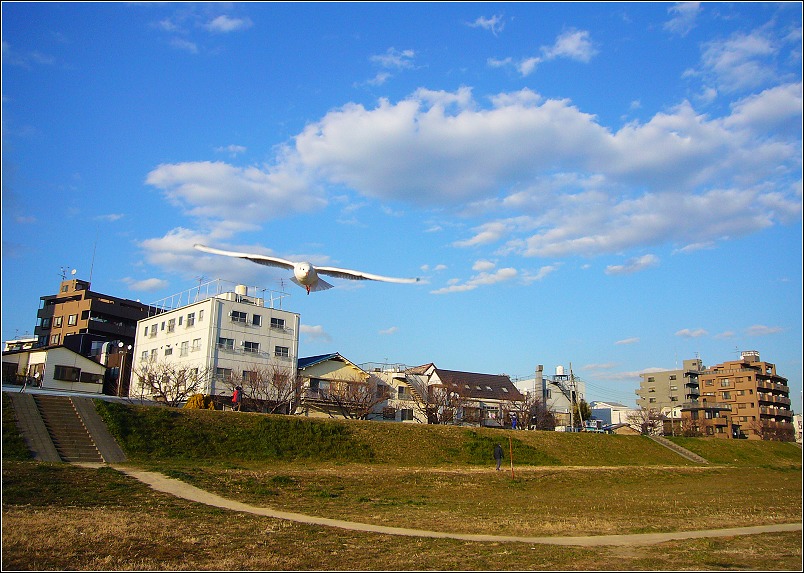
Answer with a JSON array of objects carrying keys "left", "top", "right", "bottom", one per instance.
[{"left": 2, "top": 2, "right": 802, "bottom": 411}]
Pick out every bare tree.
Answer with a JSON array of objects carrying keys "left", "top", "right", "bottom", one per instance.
[
  {"left": 748, "top": 419, "right": 795, "bottom": 441},
  {"left": 324, "top": 373, "right": 391, "bottom": 419},
  {"left": 132, "top": 361, "right": 210, "bottom": 407},
  {"left": 236, "top": 363, "right": 301, "bottom": 414},
  {"left": 626, "top": 408, "right": 664, "bottom": 436},
  {"left": 405, "top": 379, "right": 470, "bottom": 424}
]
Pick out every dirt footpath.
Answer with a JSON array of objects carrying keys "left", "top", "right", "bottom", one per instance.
[{"left": 95, "top": 464, "right": 801, "bottom": 547}]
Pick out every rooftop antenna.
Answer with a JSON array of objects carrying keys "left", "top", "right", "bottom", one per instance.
[
  {"left": 59, "top": 266, "right": 76, "bottom": 280},
  {"left": 88, "top": 227, "right": 99, "bottom": 283}
]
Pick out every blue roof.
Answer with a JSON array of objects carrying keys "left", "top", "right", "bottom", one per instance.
[{"left": 297, "top": 353, "right": 343, "bottom": 369}]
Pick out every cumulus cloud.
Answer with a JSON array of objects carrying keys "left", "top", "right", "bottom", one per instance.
[
  {"left": 205, "top": 15, "right": 252, "bottom": 33},
  {"left": 301, "top": 324, "right": 332, "bottom": 343},
  {"left": 615, "top": 337, "right": 640, "bottom": 345},
  {"left": 145, "top": 160, "right": 326, "bottom": 232},
  {"left": 745, "top": 324, "right": 784, "bottom": 336},
  {"left": 664, "top": 2, "right": 701, "bottom": 37},
  {"left": 122, "top": 277, "right": 169, "bottom": 292},
  {"left": 468, "top": 15, "right": 505, "bottom": 36},
  {"left": 431, "top": 267, "right": 517, "bottom": 294},
  {"left": 139, "top": 40, "right": 800, "bottom": 279},
  {"left": 675, "top": 328, "right": 708, "bottom": 338},
  {"left": 694, "top": 28, "right": 783, "bottom": 93},
  {"left": 605, "top": 254, "right": 659, "bottom": 275}
]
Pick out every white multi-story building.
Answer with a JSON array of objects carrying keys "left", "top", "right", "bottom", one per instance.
[{"left": 130, "top": 281, "right": 299, "bottom": 401}]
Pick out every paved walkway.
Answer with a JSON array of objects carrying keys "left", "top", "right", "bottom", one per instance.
[{"left": 100, "top": 464, "right": 801, "bottom": 547}]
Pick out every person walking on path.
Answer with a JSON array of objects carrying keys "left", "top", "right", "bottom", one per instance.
[
  {"left": 232, "top": 386, "right": 242, "bottom": 411},
  {"left": 493, "top": 443, "right": 503, "bottom": 471}
]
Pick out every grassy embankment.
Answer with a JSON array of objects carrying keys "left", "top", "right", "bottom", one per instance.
[{"left": 2, "top": 394, "right": 802, "bottom": 571}]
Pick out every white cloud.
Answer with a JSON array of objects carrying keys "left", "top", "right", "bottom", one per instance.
[
  {"left": 145, "top": 161, "right": 326, "bottom": 232},
  {"left": 215, "top": 144, "right": 247, "bottom": 157},
  {"left": 122, "top": 277, "right": 169, "bottom": 292},
  {"left": 94, "top": 213, "right": 124, "bottom": 222},
  {"left": 301, "top": 324, "right": 332, "bottom": 343},
  {"left": 379, "top": 326, "right": 399, "bottom": 335},
  {"left": 522, "top": 265, "right": 558, "bottom": 283},
  {"left": 472, "top": 259, "right": 496, "bottom": 271},
  {"left": 542, "top": 29, "right": 597, "bottom": 63},
  {"left": 664, "top": 2, "right": 701, "bottom": 37},
  {"left": 745, "top": 324, "right": 784, "bottom": 336},
  {"left": 615, "top": 337, "right": 640, "bottom": 345},
  {"left": 371, "top": 48, "right": 415, "bottom": 69},
  {"left": 468, "top": 15, "right": 505, "bottom": 36},
  {"left": 431, "top": 267, "right": 517, "bottom": 294},
  {"left": 141, "top": 69, "right": 800, "bottom": 274},
  {"left": 697, "top": 29, "right": 780, "bottom": 93},
  {"left": 205, "top": 15, "right": 252, "bottom": 33},
  {"left": 675, "top": 328, "right": 708, "bottom": 338},
  {"left": 605, "top": 254, "right": 659, "bottom": 275},
  {"left": 169, "top": 38, "right": 198, "bottom": 54}
]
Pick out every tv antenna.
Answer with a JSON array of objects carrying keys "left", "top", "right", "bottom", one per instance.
[{"left": 59, "top": 266, "right": 76, "bottom": 280}]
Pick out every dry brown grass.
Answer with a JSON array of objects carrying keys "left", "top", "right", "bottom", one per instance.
[{"left": 152, "top": 462, "right": 801, "bottom": 537}]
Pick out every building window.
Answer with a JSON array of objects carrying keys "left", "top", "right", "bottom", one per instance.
[
  {"left": 191, "top": 338, "right": 201, "bottom": 351},
  {"left": 400, "top": 408, "right": 414, "bottom": 421},
  {"left": 187, "top": 313, "right": 195, "bottom": 327},
  {"left": 270, "top": 317, "right": 285, "bottom": 330},
  {"left": 231, "top": 311, "right": 247, "bottom": 323},
  {"left": 179, "top": 341, "right": 188, "bottom": 356},
  {"left": 141, "top": 351, "right": 148, "bottom": 361},
  {"left": 41, "top": 318, "right": 51, "bottom": 329},
  {"left": 275, "top": 346, "right": 289, "bottom": 358},
  {"left": 669, "top": 375, "right": 676, "bottom": 380},
  {"left": 68, "top": 314, "right": 78, "bottom": 326},
  {"left": 199, "top": 310, "right": 204, "bottom": 321},
  {"left": 150, "top": 349, "right": 157, "bottom": 360},
  {"left": 244, "top": 341, "right": 260, "bottom": 354},
  {"left": 178, "top": 316, "right": 183, "bottom": 326},
  {"left": 160, "top": 321, "right": 165, "bottom": 331},
  {"left": 252, "top": 314, "right": 262, "bottom": 327},
  {"left": 150, "top": 325, "right": 157, "bottom": 337},
  {"left": 54, "top": 365, "right": 80, "bottom": 382},
  {"left": 143, "top": 326, "right": 149, "bottom": 337},
  {"left": 722, "top": 391, "right": 731, "bottom": 400},
  {"left": 398, "top": 386, "right": 408, "bottom": 399},
  {"left": 720, "top": 378, "right": 730, "bottom": 387},
  {"left": 738, "top": 403, "right": 746, "bottom": 410},
  {"left": 647, "top": 377, "right": 655, "bottom": 382},
  {"left": 167, "top": 319, "right": 175, "bottom": 333},
  {"left": 648, "top": 398, "right": 656, "bottom": 403},
  {"left": 218, "top": 338, "right": 235, "bottom": 351},
  {"left": 54, "top": 316, "right": 63, "bottom": 328},
  {"left": 165, "top": 347, "right": 173, "bottom": 356},
  {"left": 216, "top": 367, "right": 233, "bottom": 382},
  {"left": 50, "top": 334, "right": 60, "bottom": 345},
  {"left": 705, "top": 380, "right": 713, "bottom": 386}
]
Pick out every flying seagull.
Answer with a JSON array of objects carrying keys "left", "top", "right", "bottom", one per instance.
[{"left": 194, "top": 244, "right": 421, "bottom": 294}]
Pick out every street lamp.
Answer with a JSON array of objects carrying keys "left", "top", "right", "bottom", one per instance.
[{"left": 117, "top": 342, "right": 132, "bottom": 397}]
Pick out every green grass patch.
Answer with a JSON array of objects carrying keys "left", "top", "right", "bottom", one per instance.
[
  {"left": 2, "top": 394, "right": 33, "bottom": 461},
  {"left": 94, "top": 400, "right": 375, "bottom": 463}
]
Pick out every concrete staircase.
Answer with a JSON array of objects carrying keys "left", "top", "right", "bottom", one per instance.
[
  {"left": 649, "top": 435, "right": 709, "bottom": 464},
  {"left": 33, "top": 395, "right": 104, "bottom": 462}
]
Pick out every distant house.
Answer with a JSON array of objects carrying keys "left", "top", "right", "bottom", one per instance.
[
  {"left": 2, "top": 345, "right": 107, "bottom": 394},
  {"left": 590, "top": 401, "right": 640, "bottom": 435},
  {"left": 296, "top": 353, "right": 388, "bottom": 419},
  {"left": 369, "top": 362, "right": 524, "bottom": 426}
]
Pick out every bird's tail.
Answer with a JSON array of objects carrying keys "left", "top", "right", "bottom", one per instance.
[{"left": 290, "top": 276, "right": 334, "bottom": 293}]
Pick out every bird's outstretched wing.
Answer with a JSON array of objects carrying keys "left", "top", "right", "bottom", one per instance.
[
  {"left": 194, "top": 244, "right": 296, "bottom": 271},
  {"left": 316, "top": 265, "right": 421, "bottom": 284}
]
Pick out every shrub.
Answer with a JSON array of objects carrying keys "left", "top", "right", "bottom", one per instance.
[{"left": 184, "top": 394, "right": 215, "bottom": 410}]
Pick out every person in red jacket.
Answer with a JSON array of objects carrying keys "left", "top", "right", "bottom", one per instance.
[{"left": 232, "top": 386, "right": 242, "bottom": 411}]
